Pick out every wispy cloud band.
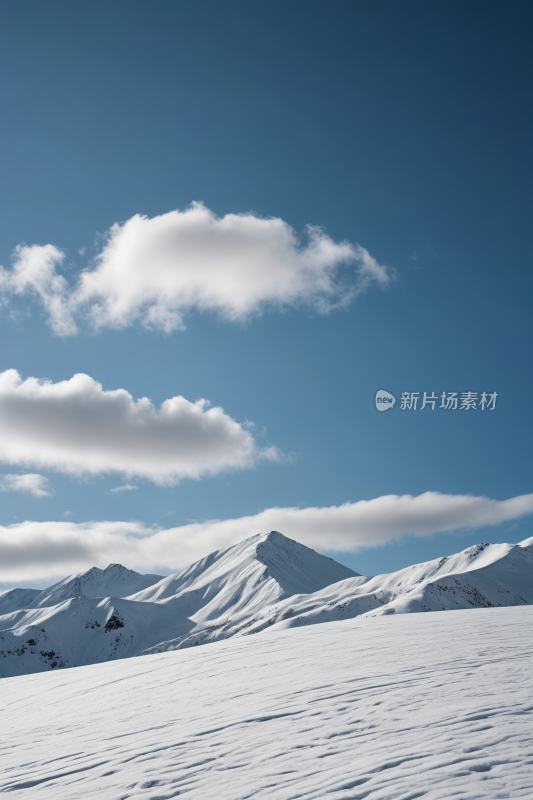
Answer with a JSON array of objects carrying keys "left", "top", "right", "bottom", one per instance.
[{"left": 1, "top": 491, "right": 532, "bottom": 584}]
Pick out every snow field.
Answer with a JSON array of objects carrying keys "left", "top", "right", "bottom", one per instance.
[{"left": 1, "top": 604, "right": 532, "bottom": 799}]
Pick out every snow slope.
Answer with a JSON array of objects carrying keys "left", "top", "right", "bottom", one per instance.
[
  {"left": 1, "top": 605, "right": 532, "bottom": 799},
  {"left": 0, "top": 587, "right": 41, "bottom": 615}
]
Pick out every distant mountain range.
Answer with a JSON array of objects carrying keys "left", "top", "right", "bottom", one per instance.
[
  {"left": 0, "top": 563, "right": 164, "bottom": 615},
  {"left": 1, "top": 530, "right": 532, "bottom": 678}
]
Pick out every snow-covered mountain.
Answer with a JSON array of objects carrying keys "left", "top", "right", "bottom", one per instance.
[
  {"left": 0, "top": 595, "right": 189, "bottom": 676},
  {"left": 0, "top": 531, "right": 355, "bottom": 678},
  {"left": 2, "top": 605, "right": 532, "bottom": 799},
  {"left": 0, "top": 588, "right": 41, "bottom": 616},
  {"left": 128, "top": 530, "right": 357, "bottom": 648},
  {"left": 26, "top": 563, "right": 164, "bottom": 609},
  {"left": 1, "top": 530, "right": 532, "bottom": 679},
  {"left": 218, "top": 535, "right": 533, "bottom": 638}
]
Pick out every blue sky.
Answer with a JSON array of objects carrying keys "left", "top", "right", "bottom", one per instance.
[{"left": 0, "top": 1, "right": 532, "bottom": 586}]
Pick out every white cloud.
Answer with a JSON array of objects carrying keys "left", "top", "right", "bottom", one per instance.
[
  {"left": 0, "top": 204, "right": 394, "bottom": 335},
  {"left": 0, "top": 473, "right": 53, "bottom": 498},
  {"left": 0, "top": 370, "right": 280, "bottom": 485},
  {"left": 0, "top": 244, "right": 76, "bottom": 335},
  {"left": 1, "top": 491, "right": 532, "bottom": 584},
  {"left": 109, "top": 484, "right": 138, "bottom": 493}
]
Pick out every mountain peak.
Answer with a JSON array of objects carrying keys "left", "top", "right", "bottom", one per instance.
[
  {"left": 127, "top": 530, "right": 358, "bottom": 654},
  {"left": 22, "top": 564, "right": 165, "bottom": 610},
  {"left": 253, "top": 530, "right": 358, "bottom": 596}
]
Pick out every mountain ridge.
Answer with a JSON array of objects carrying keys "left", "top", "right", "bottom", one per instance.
[
  {"left": 0, "top": 531, "right": 356, "bottom": 677},
  {"left": 220, "top": 537, "right": 533, "bottom": 638},
  {"left": 9, "top": 564, "right": 165, "bottom": 610},
  {"left": 1, "top": 531, "right": 532, "bottom": 677}
]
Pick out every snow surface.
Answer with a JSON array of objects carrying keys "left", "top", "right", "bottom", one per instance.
[{"left": 1, "top": 605, "right": 532, "bottom": 799}]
